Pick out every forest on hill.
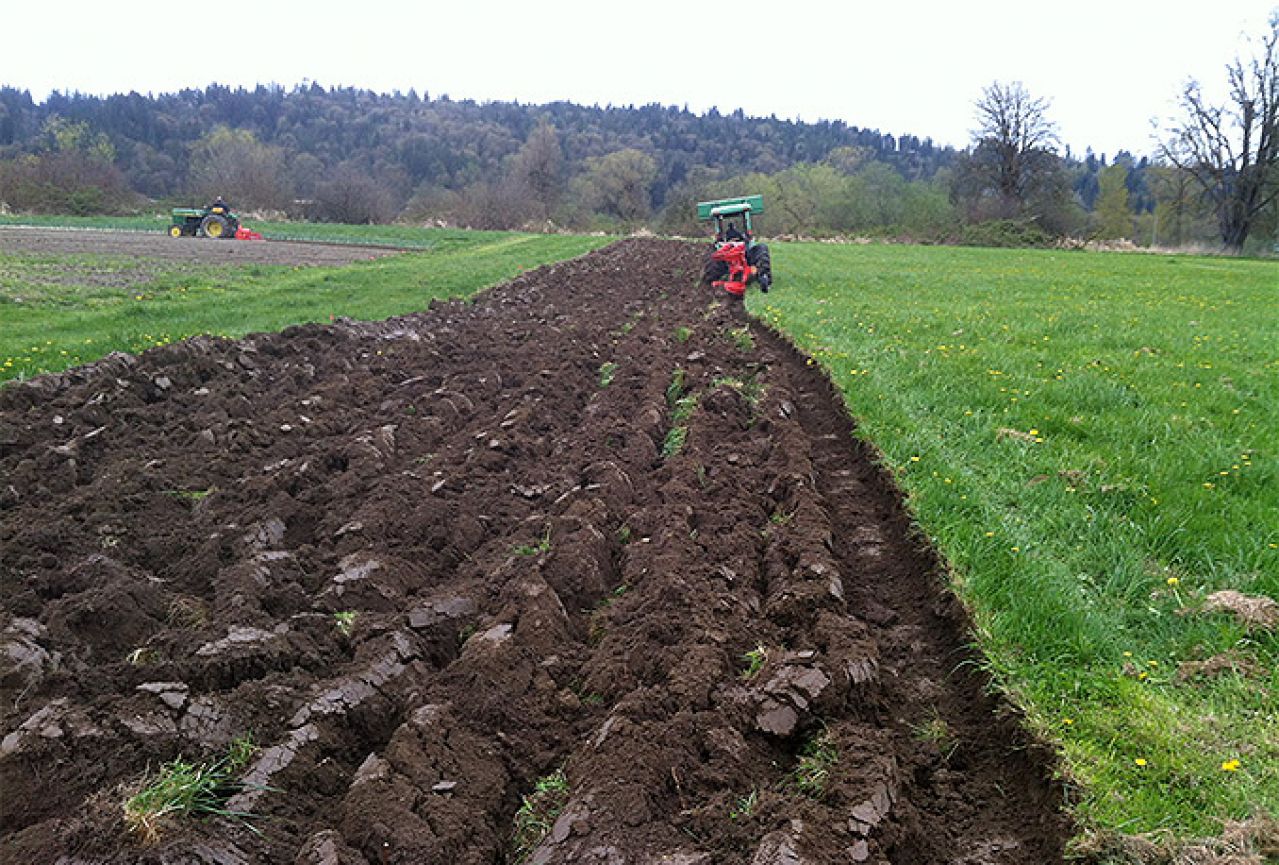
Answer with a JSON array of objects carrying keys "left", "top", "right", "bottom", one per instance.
[{"left": 0, "top": 83, "right": 1269, "bottom": 251}]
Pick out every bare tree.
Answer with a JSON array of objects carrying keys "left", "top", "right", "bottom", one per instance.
[
  {"left": 310, "top": 164, "right": 394, "bottom": 224},
  {"left": 1159, "top": 12, "right": 1279, "bottom": 252},
  {"left": 508, "top": 122, "right": 564, "bottom": 221},
  {"left": 971, "top": 81, "right": 1060, "bottom": 214}
]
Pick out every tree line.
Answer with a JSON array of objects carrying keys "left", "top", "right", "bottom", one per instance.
[{"left": 1, "top": 14, "right": 1275, "bottom": 253}]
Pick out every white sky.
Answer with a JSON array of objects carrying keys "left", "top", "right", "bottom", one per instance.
[{"left": 3, "top": 0, "right": 1274, "bottom": 159}]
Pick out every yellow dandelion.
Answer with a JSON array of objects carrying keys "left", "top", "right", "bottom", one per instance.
[
  {"left": 1135, "top": 758, "right": 1148, "bottom": 767},
  {"left": 1221, "top": 759, "right": 1241, "bottom": 772},
  {"left": 1166, "top": 577, "right": 1180, "bottom": 586}
]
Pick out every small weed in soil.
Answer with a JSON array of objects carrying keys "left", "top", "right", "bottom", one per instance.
[
  {"left": 727, "top": 326, "right": 754, "bottom": 352},
  {"left": 598, "top": 361, "right": 618, "bottom": 388},
  {"left": 712, "top": 374, "right": 763, "bottom": 407},
  {"left": 123, "top": 736, "right": 258, "bottom": 843},
  {"left": 662, "top": 426, "right": 688, "bottom": 459},
  {"left": 729, "top": 788, "right": 759, "bottom": 821},
  {"left": 166, "top": 596, "right": 207, "bottom": 628},
  {"left": 914, "top": 713, "right": 959, "bottom": 761},
  {"left": 333, "top": 611, "right": 357, "bottom": 637},
  {"left": 792, "top": 730, "right": 837, "bottom": 799},
  {"left": 513, "top": 526, "right": 552, "bottom": 557},
  {"left": 673, "top": 325, "right": 693, "bottom": 343},
  {"left": 671, "top": 394, "right": 698, "bottom": 424},
  {"left": 511, "top": 768, "right": 570, "bottom": 862},
  {"left": 126, "top": 647, "right": 160, "bottom": 667},
  {"left": 163, "top": 488, "right": 212, "bottom": 502},
  {"left": 666, "top": 368, "right": 687, "bottom": 406},
  {"left": 616, "top": 524, "right": 632, "bottom": 545},
  {"left": 740, "top": 645, "right": 768, "bottom": 680}
]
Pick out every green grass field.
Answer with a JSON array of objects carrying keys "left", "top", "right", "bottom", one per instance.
[
  {"left": 751, "top": 244, "right": 1278, "bottom": 842},
  {"left": 1, "top": 229, "right": 606, "bottom": 381}
]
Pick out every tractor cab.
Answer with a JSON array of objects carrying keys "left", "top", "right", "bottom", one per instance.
[
  {"left": 697, "top": 195, "right": 772, "bottom": 297},
  {"left": 699, "top": 195, "right": 761, "bottom": 244}
]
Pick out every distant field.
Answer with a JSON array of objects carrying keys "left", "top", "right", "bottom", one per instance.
[
  {"left": 0, "top": 213, "right": 506, "bottom": 249},
  {"left": 753, "top": 244, "right": 1278, "bottom": 839},
  {"left": 0, "top": 226, "right": 607, "bottom": 381}
]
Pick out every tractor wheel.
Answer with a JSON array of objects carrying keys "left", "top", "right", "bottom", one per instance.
[
  {"left": 747, "top": 243, "right": 772, "bottom": 292},
  {"left": 200, "top": 214, "right": 230, "bottom": 239},
  {"left": 702, "top": 252, "right": 728, "bottom": 285},
  {"left": 168, "top": 225, "right": 183, "bottom": 238}
]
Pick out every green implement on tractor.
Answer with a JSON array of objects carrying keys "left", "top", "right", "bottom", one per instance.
[
  {"left": 697, "top": 195, "right": 771, "bottom": 297},
  {"left": 169, "top": 205, "right": 244, "bottom": 239}
]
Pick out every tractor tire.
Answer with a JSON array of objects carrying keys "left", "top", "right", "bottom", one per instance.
[
  {"left": 747, "top": 243, "right": 772, "bottom": 292},
  {"left": 200, "top": 214, "right": 231, "bottom": 239},
  {"left": 702, "top": 252, "right": 728, "bottom": 285},
  {"left": 168, "top": 225, "right": 183, "bottom": 238}
]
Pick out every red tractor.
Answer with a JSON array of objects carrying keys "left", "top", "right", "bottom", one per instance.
[{"left": 698, "top": 195, "right": 772, "bottom": 297}]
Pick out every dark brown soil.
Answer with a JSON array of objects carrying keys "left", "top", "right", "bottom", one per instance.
[
  {"left": 0, "top": 239, "right": 1069, "bottom": 864},
  {"left": 0, "top": 226, "right": 399, "bottom": 266}
]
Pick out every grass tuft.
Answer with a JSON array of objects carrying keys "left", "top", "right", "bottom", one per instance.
[
  {"left": 123, "top": 736, "right": 258, "bottom": 843},
  {"left": 511, "top": 768, "right": 570, "bottom": 862},
  {"left": 662, "top": 426, "right": 688, "bottom": 459},
  {"left": 791, "top": 729, "right": 837, "bottom": 799}
]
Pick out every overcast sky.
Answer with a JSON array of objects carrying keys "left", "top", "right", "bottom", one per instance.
[{"left": 4, "top": 0, "right": 1274, "bottom": 158}]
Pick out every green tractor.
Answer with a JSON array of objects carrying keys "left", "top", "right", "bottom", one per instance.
[
  {"left": 169, "top": 202, "right": 256, "bottom": 239},
  {"left": 697, "top": 195, "right": 771, "bottom": 297}
]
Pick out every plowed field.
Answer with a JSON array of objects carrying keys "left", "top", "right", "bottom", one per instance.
[
  {"left": 0, "top": 226, "right": 399, "bottom": 266},
  {"left": 0, "top": 239, "right": 1068, "bottom": 864}
]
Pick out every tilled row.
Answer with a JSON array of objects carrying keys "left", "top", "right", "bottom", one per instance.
[{"left": 0, "top": 239, "right": 1067, "bottom": 864}]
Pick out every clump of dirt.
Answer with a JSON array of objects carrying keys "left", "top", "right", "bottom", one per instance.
[
  {"left": 0, "top": 239, "right": 1069, "bottom": 863},
  {"left": 1174, "top": 652, "right": 1267, "bottom": 683},
  {"left": 1075, "top": 815, "right": 1279, "bottom": 865},
  {"left": 1200, "top": 590, "right": 1279, "bottom": 630}
]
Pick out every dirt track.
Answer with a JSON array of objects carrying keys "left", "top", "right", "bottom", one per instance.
[
  {"left": 0, "top": 239, "right": 1068, "bottom": 864},
  {"left": 0, "top": 226, "right": 399, "bottom": 266}
]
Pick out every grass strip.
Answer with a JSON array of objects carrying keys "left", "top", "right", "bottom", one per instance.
[
  {"left": 1, "top": 233, "right": 606, "bottom": 382},
  {"left": 753, "top": 242, "right": 1279, "bottom": 838}
]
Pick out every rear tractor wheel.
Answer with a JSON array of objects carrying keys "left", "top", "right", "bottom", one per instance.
[
  {"left": 747, "top": 243, "right": 772, "bottom": 292},
  {"left": 702, "top": 251, "right": 728, "bottom": 285},
  {"left": 200, "top": 214, "right": 230, "bottom": 239}
]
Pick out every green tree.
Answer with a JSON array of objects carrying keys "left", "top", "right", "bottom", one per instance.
[
  {"left": 575, "top": 148, "right": 657, "bottom": 224},
  {"left": 1095, "top": 163, "right": 1131, "bottom": 239},
  {"left": 43, "top": 116, "right": 115, "bottom": 162}
]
